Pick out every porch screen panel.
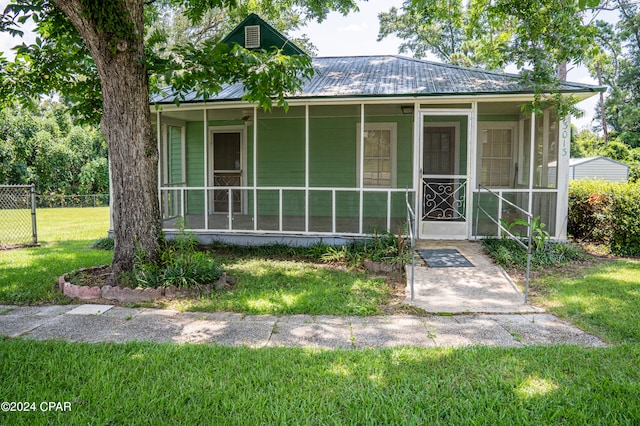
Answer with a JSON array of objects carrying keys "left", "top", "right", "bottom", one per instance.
[
  {"left": 168, "top": 125, "right": 183, "bottom": 185},
  {"left": 335, "top": 191, "right": 359, "bottom": 233},
  {"left": 500, "top": 192, "right": 530, "bottom": 236},
  {"left": 479, "top": 128, "right": 513, "bottom": 187},
  {"left": 256, "top": 189, "right": 278, "bottom": 231},
  {"left": 362, "top": 192, "right": 388, "bottom": 233},
  {"left": 309, "top": 105, "right": 359, "bottom": 188},
  {"left": 256, "top": 107, "right": 305, "bottom": 187},
  {"left": 309, "top": 190, "right": 332, "bottom": 233},
  {"left": 534, "top": 109, "right": 559, "bottom": 189},
  {"left": 282, "top": 189, "right": 305, "bottom": 232},
  {"left": 185, "top": 121, "right": 205, "bottom": 217},
  {"left": 518, "top": 116, "right": 532, "bottom": 188},
  {"left": 532, "top": 192, "right": 557, "bottom": 235},
  {"left": 391, "top": 192, "right": 411, "bottom": 234},
  {"left": 471, "top": 191, "right": 529, "bottom": 237}
]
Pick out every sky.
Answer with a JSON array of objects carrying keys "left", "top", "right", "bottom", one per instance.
[
  {"left": 291, "top": 0, "right": 603, "bottom": 129},
  {"left": 0, "top": 0, "right": 607, "bottom": 128}
]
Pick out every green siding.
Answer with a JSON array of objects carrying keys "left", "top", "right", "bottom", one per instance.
[
  {"left": 257, "top": 118, "right": 305, "bottom": 186},
  {"left": 182, "top": 112, "right": 413, "bottom": 221},
  {"left": 478, "top": 114, "right": 520, "bottom": 122},
  {"left": 168, "top": 126, "right": 182, "bottom": 184},
  {"left": 185, "top": 122, "right": 205, "bottom": 215},
  {"left": 309, "top": 116, "right": 358, "bottom": 187}
]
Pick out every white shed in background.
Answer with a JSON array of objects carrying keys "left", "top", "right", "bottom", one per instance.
[
  {"left": 547, "top": 156, "right": 629, "bottom": 183},
  {"left": 570, "top": 156, "right": 629, "bottom": 182}
]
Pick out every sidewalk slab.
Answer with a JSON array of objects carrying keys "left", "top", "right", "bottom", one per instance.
[
  {"left": 25, "top": 315, "right": 123, "bottom": 343},
  {"left": 406, "top": 241, "right": 542, "bottom": 314},
  {"left": 0, "top": 315, "right": 51, "bottom": 338},
  {"left": 66, "top": 304, "right": 114, "bottom": 315},
  {"left": 351, "top": 317, "right": 436, "bottom": 348},
  {"left": 269, "top": 315, "right": 352, "bottom": 349},
  {"left": 0, "top": 305, "right": 606, "bottom": 348},
  {"left": 5, "top": 305, "right": 75, "bottom": 316},
  {"left": 486, "top": 314, "right": 608, "bottom": 347}
]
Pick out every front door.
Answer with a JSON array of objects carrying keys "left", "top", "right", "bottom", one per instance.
[
  {"left": 420, "top": 116, "right": 469, "bottom": 239},
  {"left": 210, "top": 131, "right": 243, "bottom": 214}
]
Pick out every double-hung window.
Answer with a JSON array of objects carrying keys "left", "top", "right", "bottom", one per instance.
[{"left": 357, "top": 123, "right": 397, "bottom": 187}]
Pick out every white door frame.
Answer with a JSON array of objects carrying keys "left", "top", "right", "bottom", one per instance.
[
  {"left": 417, "top": 109, "right": 474, "bottom": 239},
  {"left": 208, "top": 126, "right": 247, "bottom": 215}
]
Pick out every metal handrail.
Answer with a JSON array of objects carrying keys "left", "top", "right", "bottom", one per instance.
[
  {"left": 475, "top": 184, "right": 532, "bottom": 303},
  {"left": 405, "top": 189, "right": 416, "bottom": 301}
]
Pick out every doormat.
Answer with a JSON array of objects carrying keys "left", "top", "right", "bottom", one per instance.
[{"left": 416, "top": 249, "right": 474, "bottom": 268}]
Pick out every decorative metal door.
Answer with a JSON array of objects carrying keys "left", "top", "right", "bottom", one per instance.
[{"left": 420, "top": 120, "right": 468, "bottom": 238}]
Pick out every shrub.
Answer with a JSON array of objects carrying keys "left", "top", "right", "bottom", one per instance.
[
  {"left": 568, "top": 180, "right": 640, "bottom": 256},
  {"left": 120, "top": 222, "right": 223, "bottom": 289},
  {"left": 92, "top": 237, "right": 114, "bottom": 250},
  {"left": 482, "top": 238, "right": 586, "bottom": 269}
]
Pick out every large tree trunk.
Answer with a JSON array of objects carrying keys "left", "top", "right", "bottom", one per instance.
[{"left": 54, "top": 0, "right": 160, "bottom": 273}]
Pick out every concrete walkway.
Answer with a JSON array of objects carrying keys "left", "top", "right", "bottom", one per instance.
[
  {"left": 405, "top": 240, "right": 540, "bottom": 314},
  {"left": 0, "top": 304, "right": 605, "bottom": 348}
]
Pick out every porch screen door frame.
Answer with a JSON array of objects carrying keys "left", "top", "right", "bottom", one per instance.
[
  {"left": 208, "top": 126, "right": 247, "bottom": 215},
  {"left": 418, "top": 110, "right": 474, "bottom": 239}
]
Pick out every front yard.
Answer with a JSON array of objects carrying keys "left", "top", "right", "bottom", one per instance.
[{"left": 1, "top": 207, "right": 640, "bottom": 424}]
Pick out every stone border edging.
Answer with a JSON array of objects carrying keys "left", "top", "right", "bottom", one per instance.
[{"left": 57, "top": 266, "right": 223, "bottom": 303}]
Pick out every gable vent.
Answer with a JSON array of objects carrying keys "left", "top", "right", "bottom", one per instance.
[{"left": 244, "top": 25, "right": 261, "bottom": 49}]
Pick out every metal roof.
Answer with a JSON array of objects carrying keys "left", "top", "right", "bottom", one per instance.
[
  {"left": 570, "top": 156, "right": 629, "bottom": 168},
  {"left": 151, "top": 55, "right": 604, "bottom": 104}
]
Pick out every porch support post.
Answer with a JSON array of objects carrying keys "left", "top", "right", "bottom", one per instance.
[
  {"left": 556, "top": 115, "right": 571, "bottom": 240},
  {"left": 305, "top": 105, "right": 309, "bottom": 232},
  {"left": 203, "top": 109, "right": 209, "bottom": 230},
  {"left": 359, "top": 103, "right": 364, "bottom": 234},
  {"left": 467, "top": 102, "right": 478, "bottom": 238},
  {"left": 156, "top": 111, "right": 162, "bottom": 226},
  {"left": 412, "top": 100, "right": 421, "bottom": 238},
  {"left": 542, "top": 110, "right": 550, "bottom": 187},
  {"left": 253, "top": 105, "right": 258, "bottom": 231},
  {"left": 528, "top": 112, "right": 536, "bottom": 216}
]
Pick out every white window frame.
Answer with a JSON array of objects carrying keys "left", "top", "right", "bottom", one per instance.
[
  {"left": 161, "top": 121, "right": 186, "bottom": 186},
  {"left": 356, "top": 122, "right": 397, "bottom": 188}
]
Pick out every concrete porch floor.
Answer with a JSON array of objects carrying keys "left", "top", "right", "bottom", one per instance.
[{"left": 405, "top": 240, "right": 541, "bottom": 314}]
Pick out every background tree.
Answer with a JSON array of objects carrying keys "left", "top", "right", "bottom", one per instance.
[
  {"left": 378, "top": 0, "right": 599, "bottom": 115},
  {"left": 0, "top": 0, "right": 358, "bottom": 275},
  {"left": 0, "top": 102, "right": 108, "bottom": 194},
  {"left": 600, "top": 0, "right": 640, "bottom": 148}
]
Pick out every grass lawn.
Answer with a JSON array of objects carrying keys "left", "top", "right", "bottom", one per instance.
[
  {"left": 1, "top": 340, "right": 639, "bottom": 425},
  {"left": 0, "top": 208, "right": 395, "bottom": 315},
  {"left": 171, "top": 256, "right": 392, "bottom": 316},
  {"left": 530, "top": 259, "right": 640, "bottom": 344},
  {"left": 2, "top": 210, "right": 640, "bottom": 423},
  {"left": 0, "top": 208, "right": 112, "bottom": 304}
]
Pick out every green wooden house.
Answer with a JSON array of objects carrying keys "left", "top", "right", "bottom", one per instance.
[{"left": 147, "top": 14, "right": 602, "bottom": 245}]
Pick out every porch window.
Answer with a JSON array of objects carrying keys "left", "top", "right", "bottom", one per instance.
[
  {"left": 357, "top": 123, "right": 397, "bottom": 187},
  {"left": 478, "top": 123, "right": 516, "bottom": 187},
  {"left": 162, "top": 124, "right": 185, "bottom": 185}
]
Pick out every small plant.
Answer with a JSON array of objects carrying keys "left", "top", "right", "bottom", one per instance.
[
  {"left": 318, "top": 227, "right": 410, "bottom": 268},
  {"left": 483, "top": 238, "right": 587, "bottom": 269},
  {"left": 118, "top": 220, "right": 222, "bottom": 289},
  {"left": 92, "top": 237, "right": 114, "bottom": 250},
  {"left": 500, "top": 216, "right": 550, "bottom": 251}
]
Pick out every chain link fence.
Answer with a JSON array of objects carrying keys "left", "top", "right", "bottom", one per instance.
[
  {"left": 35, "top": 193, "right": 109, "bottom": 208},
  {"left": 0, "top": 184, "right": 37, "bottom": 248}
]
